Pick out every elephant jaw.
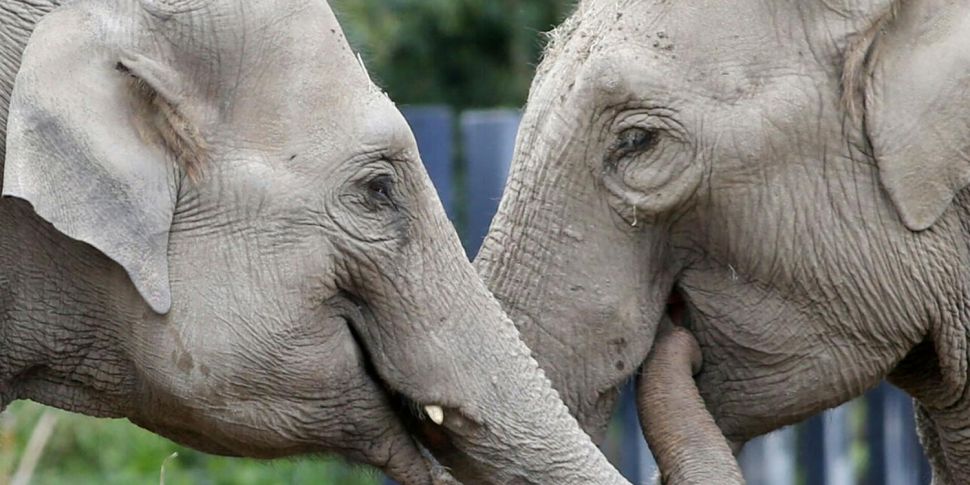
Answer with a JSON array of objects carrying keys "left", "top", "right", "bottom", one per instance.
[{"left": 338, "top": 306, "right": 489, "bottom": 480}]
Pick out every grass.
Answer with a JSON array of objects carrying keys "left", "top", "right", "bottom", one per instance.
[{"left": 0, "top": 401, "right": 380, "bottom": 485}]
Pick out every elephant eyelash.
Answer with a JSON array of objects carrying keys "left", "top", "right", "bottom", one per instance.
[
  {"left": 605, "top": 127, "right": 660, "bottom": 169},
  {"left": 367, "top": 176, "right": 392, "bottom": 199},
  {"left": 362, "top": 174, "right": 398, "bottom": 210}
]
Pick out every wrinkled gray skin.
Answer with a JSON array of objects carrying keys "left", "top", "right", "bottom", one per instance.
[
  {"left": 638, "top": 325, "right": 743, "bottom": 485},
  {"left": 0, "top": 2, "right": 629, "bottom": 484},
  {"left": 476, "top": 0, "right": 970, "bottom": 482}
]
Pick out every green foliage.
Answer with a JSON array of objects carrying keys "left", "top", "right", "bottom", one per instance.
[
  {"left": 333, "top": 0, "right": 576, "bottom": 109},
  {"left": 1, "top": 402, "right": 378, "bottom": 485}
]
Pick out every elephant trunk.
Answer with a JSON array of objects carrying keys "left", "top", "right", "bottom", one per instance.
[
  {"left": 347, "top": 185, "right": 629, "bottom": 484},
  {"left": 638, "top": 326, "right": 744, "bottom": 485},
  {"left": 402, "top": 276, "right": 630, "bottom": 484},
  {"left": 421, "top": 309, "right": 632, "bottom": 485}
]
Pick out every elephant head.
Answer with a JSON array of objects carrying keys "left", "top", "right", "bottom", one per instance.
[
  {"left": 476, "top": 0, "right": 970, "bottom": 479},
  {"left": 0, "top": 1, "right": 629, "bottom": 483}
]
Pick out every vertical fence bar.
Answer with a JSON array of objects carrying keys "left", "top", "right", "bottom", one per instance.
[
  {"left": 825, "top": 404, "right": 855, "bottom": 485},
  {"left": 740, "top": 428, "right": 797, "bottom": 485},
  {"left": 615, "top": 382, "right": 656, "bottom": 484},
  {"left": 867, "top": 385, "right": 887, "bottom": 485},
  {"left": 801, "top": 413, "right": 827, "bottom": 485},
  {"left": 866, "top": 383, "right": 932, "bottom": 485},
  {"left": 401, "top": 106, "right": 456, "bottom": 220},
  {"left": 460, "top": 109, "right": 521, "bottom": 257},
  {"left": 800, "top": 404, "right": 855, "bottom": 485}
]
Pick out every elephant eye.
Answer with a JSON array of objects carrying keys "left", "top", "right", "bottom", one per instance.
[
  {"left": 608, "top": 127, "right": 660, "bottom": 167},
  {"left": 364, "top": 174, "right": 396, "bottom": 208}
]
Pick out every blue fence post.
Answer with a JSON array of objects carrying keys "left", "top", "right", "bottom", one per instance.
[
  {"left": 740, "top": 428, "right": 797, "bottom": 485},
  {"left": 800, "top": 413, "right": 826, "bottom": 485},
  {"left": 384, "top": 106, "right": 457, "bottom": 485},
  {"left": 615, "top": 382, "right": 656, "bottom": 484},
  {"left": 800, "top": 405, "right": 855, "bottom": 485},
  {"left": 460, "top": 109, "right": 521, "bottom": 257},
  {"left": 401, "top": 106, "right": 457, "bottom": 221},
  {"left": 866, "top": 383, "right": 932, "bottom": 485}
]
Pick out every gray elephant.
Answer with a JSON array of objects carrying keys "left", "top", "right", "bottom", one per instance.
[
  {"left": 473, "top": 0, "right": 970, "bottom": 482},
  {"left": 0, "top": 1, "right": 629, "bottom": 484}
]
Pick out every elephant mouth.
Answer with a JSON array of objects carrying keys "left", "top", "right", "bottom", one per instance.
[
  {"left": 338, "top": 294, "right": 460, "bottom": 461},
  {"left": 667, "top": 287, "right": 687, "bottom": 326}
]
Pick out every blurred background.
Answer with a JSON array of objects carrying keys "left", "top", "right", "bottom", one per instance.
[{"left": 0, "top": 1, "right": 934, "bottom": 484}]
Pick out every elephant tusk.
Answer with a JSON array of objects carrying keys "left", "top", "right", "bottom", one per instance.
[{"left": 425, "top": 405, "right": 444, "bottom": 425}]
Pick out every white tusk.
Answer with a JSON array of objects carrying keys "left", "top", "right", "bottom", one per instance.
[
  {"left": 356, "top": 52, "right": 372, "bottom": 83},
  {"left": 425, "top": 405, "right": 444, "bottom": 425}
]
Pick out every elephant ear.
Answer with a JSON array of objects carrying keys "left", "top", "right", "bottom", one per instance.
[
  {"left": 3, "top": 6, "right": 196, "bottom": 314},
  {"left": 863, "top": 0, "right": 970, "bottom": 231}
]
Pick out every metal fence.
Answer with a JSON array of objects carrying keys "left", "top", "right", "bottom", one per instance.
[{"left": 388, "top": 106, "right": 932, "bottom": 485}]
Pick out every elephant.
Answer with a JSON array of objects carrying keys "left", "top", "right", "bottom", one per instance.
[
  {"left": 638, "top": 325, "right": 743, "bottom": 485},
  {"left": 473, "top": 0, "right": 970, "bottom": 482},
  {"left": 0, "top": 1, "right": 630, "bottom": 484}
]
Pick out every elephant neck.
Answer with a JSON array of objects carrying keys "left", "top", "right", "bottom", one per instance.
[{"left": 0, "top": 198, "right": 138, "bottom": 418}]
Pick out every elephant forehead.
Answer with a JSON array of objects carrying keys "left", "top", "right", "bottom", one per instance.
[
  {"left": 141, "top": 0, "right": 357, "bottom": 73},
  {"left": 214, "top": 88, "right": 413, "bottom": 161},
  {"left": 544, "top": 1, "right": 815, "bottom": 107},
  {"left": 167, "top": 5, "right": 411, "bottom": 160},
  {"left": 136, "top": 0, "right": 374, "bottom": 119}
]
